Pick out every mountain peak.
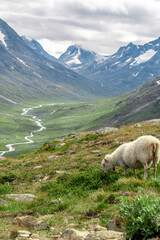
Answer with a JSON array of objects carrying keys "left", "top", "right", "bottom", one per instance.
[
  {"left": 59, "top": 44, "right": 99, "bottom": 67},
  {"left": 21, "top": 35, "right": 57, "bottom": 61},
  {"left": 127, "top": 42, "right": 135, "bottom": 47}
]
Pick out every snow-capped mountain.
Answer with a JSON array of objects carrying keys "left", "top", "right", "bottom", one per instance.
[
  {"left": 59, "top": 38, "right": 160, "bottom": 97},
  {"left": 0, "top": 19, "right": 104, "bottom": 103},
  {"left": 21, "top": 36, "right": 57, "bottom": 62},
  {"left": 58, "top": 45, "right": 106, "bottom": 70}
]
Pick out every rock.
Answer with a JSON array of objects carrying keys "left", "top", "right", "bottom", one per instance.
[
  {"left": 106, "top": 220, "right": 121, "bottom": 232},
  {"left": 56, "top": 138, "right": 65, "bottom": 142},
  {"left": 90, "top": 150, "right": 100, "bottom": 154},
  {"left": 86, "top": 230, "right": 123, "bottom": 240},
  {"left": 16, "top": 216, "right": 49, "bottom": 231},
  {"left": 49, "top": 199, "right": 61, "bottom": 205},
  {"left": 56, "top": 143, "right": 65, "bottom": 148},
  {"left": 5, "top": 194, "right": 36, "bottom": 202},
  {"left": 17, "top": 230, "right": 31, "bottom": 238},
  {"left": 61, "top": 229, "right": 90, "bottom": 240},
  {"left": 33, "top": 165, "right": 42, "bottom": 169},
  {"left": 66, "top": 150, "right": 75, "bottom": 155},
  {"left": 94, "top": 225, "right": 107, "bottom": 231},
  {"left": 96, "top": 127, "right": 118, "bottom": 134},
  {"left": 55, "top": 170, "right": 66, "bottom": 174},
  {"left": 42, "top": 176, "right": 50, "bottom": 181},
  {"left": 48, "top": 155, "right": 59, "bottom": 160},
  {"left": 134, "top": 123, "right": 142, "bottom": 128},
  {"left": 60, "top": 228, "right": 124, "bottom": 240}
]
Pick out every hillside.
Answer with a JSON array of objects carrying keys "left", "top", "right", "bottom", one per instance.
[
  {"left": 0, "top": 120, "right": 160, "bottom": 239},
  {"left": 97, "top": 75, "right": 160, "bottom": 127}
]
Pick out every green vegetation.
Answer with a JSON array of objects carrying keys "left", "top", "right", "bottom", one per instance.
[
  {"left": 0, "top": 121, "right": 160, "bottom": 238},
  {"left": 119, "top": 191, "right": 160, "bottom": 239},
  {"left": 0, "top": 98, "right": 122, "bottom": 157},
  {"left": 1, "top": 76, "right": 160, "bottom": 158}
]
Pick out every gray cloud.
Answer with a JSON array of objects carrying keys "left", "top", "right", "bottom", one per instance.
[{"left": 1, "top": 0, "right": 160, "bottom": 57}]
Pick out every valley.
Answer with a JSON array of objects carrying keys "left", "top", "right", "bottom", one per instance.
[
  {"left": 1, "top": 73, "right": 159, "bottom": 158},
  {"left": 0, "top": 99, "right": 119, "bottom": 157},
  {"left": 0, "top": 18, "right": 159, "bottom": 158}
]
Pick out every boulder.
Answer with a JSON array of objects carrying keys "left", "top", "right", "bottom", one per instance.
[
  {"left": 61, "top": 229, "right": 90, "bottom": 240},
  {"left": 96, "top": 127, "right": 118, "bottom": 134},
  {"left": 60, "top": 228, "right": 124, "bottom": 240},
  {"left": 5, "top": 194, "right": 36, "bottom": 202},
  {"left": 16, "top": 216, "right": 48, "bottom": 231},
  {"left": 56, "top": 143, "right": 65, "bottom": 148}
]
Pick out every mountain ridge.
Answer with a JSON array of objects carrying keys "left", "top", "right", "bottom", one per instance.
[
  {"left": 58, "top": 37, "right": 160, "bottom": 97},
  {"left": 0, "top": 19, "right": 104, "bottom": 103}
]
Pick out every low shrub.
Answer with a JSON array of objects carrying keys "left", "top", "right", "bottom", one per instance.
[
  {"left": 40, "top": 167, "right": 122, "bottom": 198},
  {"left": 0, "top": 184, "right": 12, "bottom": 194},
  {"left": 119, "top": 191, "right": 160, "bottom": 240}
]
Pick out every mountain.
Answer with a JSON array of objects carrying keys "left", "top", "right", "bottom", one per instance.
[
  {"left": 21, "top": 36, "right": 57, "bottom": 62},
  {"left": 59, "top": 39, "right": 160, "bottom": 97},
  {"left": 94, "top": 76, "right": 160, "bottom": 127},
  {"left": 58, "top": 45, "right": 105, "bottom": 70},
  {"left": 0, "top": 19, "right": 104, "bottom": 104}
]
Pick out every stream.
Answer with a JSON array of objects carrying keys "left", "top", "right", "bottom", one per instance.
[{"left": 0, "top": 104, "right": 56, "bottom": 158}]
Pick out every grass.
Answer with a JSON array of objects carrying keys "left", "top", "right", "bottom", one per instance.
[
  {"left": 0, "top": 121, "right": 160, "bottom": 238},
  {"left": 0, "top": 98, "right": 122, "bottom": 157}
]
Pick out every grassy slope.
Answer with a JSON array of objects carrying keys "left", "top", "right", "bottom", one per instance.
[{"left": 0, "top": 120, "right": 160, "bottom": 238}]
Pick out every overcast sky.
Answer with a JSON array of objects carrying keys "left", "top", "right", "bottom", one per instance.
[{"left": 1, "top": 0, "right": 160, "bottom": 57}]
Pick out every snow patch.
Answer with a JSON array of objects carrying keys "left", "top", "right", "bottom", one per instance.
[
  {"left": 0, "top": 31, "right": 7, "bottom": 47},
  {"left": 16, "top": 58, "right": 29, "bottom": 67},
  {"left": 125, "top": 58, "right": 132, "bottom": 63},
  {"left": 133, "top": 72, "right": 139, "bottom": 77},
  {"left": 101, "top": 82, "right": 104, "bottom": 87},
  {"left": 113, "top": 61, "right": 120, "bottom": 65},
  {"left": 130, "top": 49, "right": 157, "bottom": 66},
  {"left": 156, "top": 80, "right": 160, "bottom": 85},
  {"left": 66, "top": 49, "right": 82, "bottom": 65},
  {"left": 47, "top": 63, "right": 55, "bottom": 69}
]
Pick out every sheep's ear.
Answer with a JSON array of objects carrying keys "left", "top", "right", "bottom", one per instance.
[{"left": 104, "top": 158, "right": 109, "bottom": 162}]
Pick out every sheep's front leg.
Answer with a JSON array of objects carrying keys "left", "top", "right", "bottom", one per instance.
[{"left": 143, "top": 163, "right": 148, "bottom": 180}]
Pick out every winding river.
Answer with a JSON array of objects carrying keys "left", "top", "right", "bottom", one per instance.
[{"left": 0, "top": 104, "right": 55, "bottom": 158}]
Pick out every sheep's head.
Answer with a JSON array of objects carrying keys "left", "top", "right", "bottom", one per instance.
[{"left": 101, "top": 154, "right": 113, "bottom": 174}]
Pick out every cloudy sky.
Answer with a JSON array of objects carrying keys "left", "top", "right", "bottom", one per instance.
[{"left": 1, "top": 0, "right": 160, "bottom": 57}]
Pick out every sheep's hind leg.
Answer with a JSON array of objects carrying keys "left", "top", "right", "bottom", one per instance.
[
  {"left": 143, "top": 163, "right": 148, "bottom": 180},
  {"left": 153, "top": 157, "right": 156, "bottom": 178}
]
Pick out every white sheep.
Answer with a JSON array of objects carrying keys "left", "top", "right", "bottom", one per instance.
[{"left": 101, "top": 135, "right": 160, "bottom": 179}]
